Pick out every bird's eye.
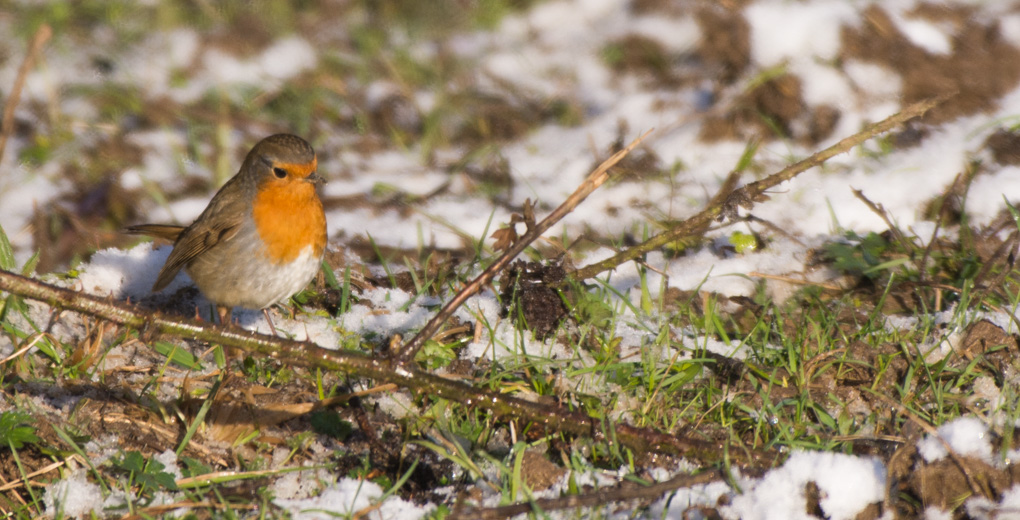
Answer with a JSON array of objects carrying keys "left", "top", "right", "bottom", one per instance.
[{"left": 273, "top": 167, "right": 287, "bottom": 179}]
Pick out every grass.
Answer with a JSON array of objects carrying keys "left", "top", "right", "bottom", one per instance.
[
  {"left": 3, "top": 212, "right": 1016, "bottom": 514},
  {"left": 1, "top": 1, "right": 1019, "bottom": 519}
]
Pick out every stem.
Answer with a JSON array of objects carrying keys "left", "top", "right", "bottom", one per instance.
[
  {"left": 395, "top": 129, "right": 653, "bottom": 365},
  {"left": 0, "top": 269, "right": 766, "bottom": 466},
  {"left": 571, "top": 94, "right": 951, "bottom": 281}
]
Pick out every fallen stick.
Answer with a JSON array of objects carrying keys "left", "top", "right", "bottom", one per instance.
[
  {"left": 572, "top": 94, "right": 952, "bottom": 281},
  {"left": 0, "top": 269, "right": 766, "bottom": 467},
  {"left": 395, "top": 129, "right": 653, "bottom": 365}
]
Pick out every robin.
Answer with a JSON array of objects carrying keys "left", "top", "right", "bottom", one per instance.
[{"left": 126, "top": 134, "right": 327, "bottom": 335}]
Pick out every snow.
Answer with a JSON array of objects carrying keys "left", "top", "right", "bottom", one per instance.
[
  {"left": 927, "top": 506, "right": 955, "bottom": 520},
  {"left": 76, "top": 243, "right": 179, "bottom": 300},
  {"left": 1001, "top": 14, "right": 1020, "bottom": 48},
  {"left": 724, "top": 451, "right": 886, "bottom": 520},
  {"left": 44, "top": 470, "right": 104, "bottom": 519},
  {"left": 918, "top": 416, "right": 994, "bottom": 464},
  {"left": 746, "top": 2, "right": 858, "bottom": 65},
  {"left": 260, "top": 37, "right": 318, "bottom": 81},
  {"left": 274, "top": 478, "right": 430, "bottom": 519},
  {"left": 120, "top": 129, "right": 194, "bottom": 193},
  {"left": 0, "top": 165, "right": 67, "bottom": 266},
  {"left": 889, "top": 10, "right": 953, "bottom": 55},
  {"left": 340, "top": 287, "right": 437, "bottom": 336},
  {"left": 966, "top": 485, "right": 1020, "bottom": 520}
]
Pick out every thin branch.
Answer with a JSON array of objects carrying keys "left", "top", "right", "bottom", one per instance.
[
  {"left": 748, "top": 272, "right": 841, "bottom": 291},
  {"left": 0, "top": 24, "right": 51, "bottom": 166},
  {"left": 448, "top": 469, "right": 724, "bottom": 520},
  {"left": 0, "top": 458, "right": 67, "bottom": 492},
  {"left": 117, "top": 501, "right": 257, "bottom": 520},
  {"left": 0, "top": 269, "right": 772, "bottom": 467},
  {"left": 571, "top": 94, "right": 953, "bottom": 281},
  {"left": 851, "top": 188, "right": 912, "bottom": 252},
  {"left": 395, "top": 129, "right": 654, "bottom": 365}
]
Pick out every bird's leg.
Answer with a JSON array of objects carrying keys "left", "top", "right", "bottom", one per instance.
[
  {"left": 262, "top": 308, "right": 280, "bottom": 336},
  {"left": 216, "top": 305, "right": 236, "bottom": 369},
  {"left": 217, "top": 305, "right": 232, "bottom": 326}
]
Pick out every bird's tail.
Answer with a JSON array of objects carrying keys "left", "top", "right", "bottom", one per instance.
[{"left": 123, "top": 224, "right": 185, "bottom": 242}]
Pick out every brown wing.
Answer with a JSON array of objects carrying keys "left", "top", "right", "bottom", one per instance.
[
  {"left": 151, "top": 220, "right": 243, "bottom": 292},
  {"left": 124, "top": 224, "right": 186, "bottom": 241},
  {"left": 150, "top": 178, "right": 250, "bottom": 292}
]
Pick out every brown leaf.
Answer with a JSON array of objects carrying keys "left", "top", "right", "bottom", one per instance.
[
  {"left": 523, "top": 198, "right": 536, "bottom": 231},
  {"left": 491, "top": 226, "right": 518, "bottom": 252}
]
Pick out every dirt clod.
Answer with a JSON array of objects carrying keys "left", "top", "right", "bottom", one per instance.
[
  {"left": 700, "top": 74, "right": 836, "bottom": 144},
  {"left": 695, "top": 7, "right": 751, "bottom": 83},
  {"left": 499, "top": 259, "right": 568, "bottom": 338},
  {"left": 842, "top": 5, "right": 1020, "bottom": 125},
  {"left": 905, "top": 456, "right": 1010, "bottom": 512},
  {"left": 521, "top": 450, "right": 567, "bottom": 491},
  {"left": 985, "top": 128, "right": 1020, "bottom": 166}
]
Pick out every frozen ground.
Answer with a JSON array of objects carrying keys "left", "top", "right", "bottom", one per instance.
[{"left": 3, "top": 0, "right": 1020, "bottom": 518}]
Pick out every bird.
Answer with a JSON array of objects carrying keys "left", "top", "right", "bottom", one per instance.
[{"left": 126, "top": 134, "right": 327, "bottom": 335}]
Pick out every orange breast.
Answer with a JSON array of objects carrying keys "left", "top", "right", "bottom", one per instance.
[{"left": 251, "top": 180, "right": 326, "bottom": 264}]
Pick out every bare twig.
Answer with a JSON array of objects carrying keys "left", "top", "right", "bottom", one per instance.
[
  {"left": 117, "top": 501, "right": 257, "bottom": 520},
  {"left": 747, "top": 272, "right": 841, "bottom": 291},
  {"left": 571, "top": 94, "right": 953, "bottom": 281},
  {"left": 394, "top": 129, "right": 654, "bottom": 365},
  {"left": 655, "top": 168, "right": 743, "bottom": 250},
  {"left": 0, "top": 24, "right": 52, "bottom": 166},
  {"left": 916, "top": 170, "right": 968, "bottom": 284},
  {"left": 448, "top": 469, "right": 724, "bottom": 520},
  {"left": 0, "top": 332, "right": 50, "bottom": 365},
  {"left": 0, "top": 459, "right": 67, "bottom": 492},
  {"left": 851, "top": 188, "right": 912, "bottom": 251}
]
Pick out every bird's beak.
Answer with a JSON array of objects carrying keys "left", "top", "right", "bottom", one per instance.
[{"left": 306, "top": 172, "right": 326, "bottom": 185}]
